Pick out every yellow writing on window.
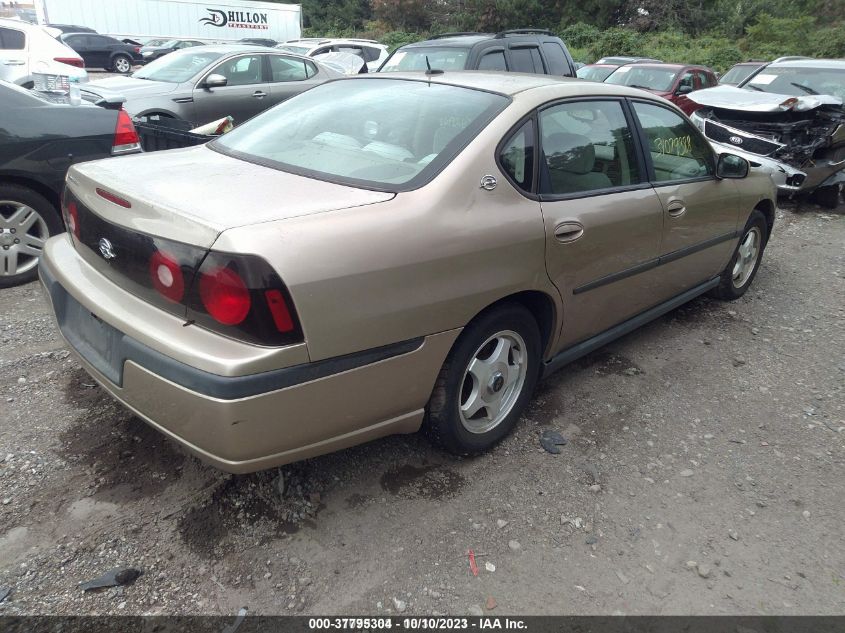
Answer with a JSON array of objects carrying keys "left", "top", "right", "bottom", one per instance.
[{"left": 655, "top": 135, "right": 692, "bottom": 156}]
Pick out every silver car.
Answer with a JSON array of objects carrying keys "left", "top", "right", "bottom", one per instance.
[{"left": 84, "top": 45, "right": 342, "bottom": 126}]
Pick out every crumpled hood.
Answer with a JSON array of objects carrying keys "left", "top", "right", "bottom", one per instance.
[
  {"left": 65, "top": 145, "right": 395, "bottom": 249},
  {"left": 689, "top": 85, "right": 843, "bottom": 112}
]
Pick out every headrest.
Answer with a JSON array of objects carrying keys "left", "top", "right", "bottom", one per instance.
[{"left": 544, "top": 132, "right": 595, "bottom": 175}]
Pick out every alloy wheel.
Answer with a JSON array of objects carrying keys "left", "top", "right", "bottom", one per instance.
[
  {"left": 458, "top": 330, "right": 528, "bottom": 434},
  {"left": 115, "top": 57, "right": 131, "bottom": 73},
  {"left": 0, "top": 201, "right": 49, "bottom": 278},
  {"left": 732, "top": 226, "right": 761, "bottom": 289}
]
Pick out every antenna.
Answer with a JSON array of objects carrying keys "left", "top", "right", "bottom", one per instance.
[{"left": 424, "top": 55, "right": 444, "bottom": 76}]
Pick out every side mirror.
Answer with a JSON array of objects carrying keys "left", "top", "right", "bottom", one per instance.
[
  {"left": 677, "top": 84, "right": 694, "bottom": 95},
  {"left": 716, "top": 153, "right": 749, "bottom": 179},
  {"left": 204, "top": 73, "right": 228, "bottom": 89}
]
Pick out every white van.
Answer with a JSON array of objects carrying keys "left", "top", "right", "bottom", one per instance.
[{"left": 0, "top": 17, "right": 87, "bottom": 87}]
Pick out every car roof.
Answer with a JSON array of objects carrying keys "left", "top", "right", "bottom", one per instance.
[
  {"left": 346, "top": 71, "right": 657, "bottom": 99},
  {"left": 766, "top": 58, "right": 845, "bottom": 69},
  {"left": 624, "top": 63, "right": 709, "bottom": 72},
  {"left": 403, "top": 34, "right": 494, "bottom": 48}
]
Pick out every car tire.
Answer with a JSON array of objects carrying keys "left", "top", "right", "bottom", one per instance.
[
  {"left": 0, "top": 184, "right": 62, "bottom": 288},
  {"left": 425, "top": 303, "right": 541, "bottom": 455},
  {"left": 710, "top": 209, "right": 768, "bottom": 301},
  {"left": 811, "top": 184, "right": 841, "bottom": 210},
  {"left": 112, "top": 54, "right": 132, "bottom": 74}
]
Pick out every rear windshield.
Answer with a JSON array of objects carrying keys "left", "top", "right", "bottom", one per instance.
[
  {"left": 577, "top": 65, "right": 615, "bottom": 82},
  {"left": 133, "top": 50, "right": 222, "bottom": 83},
  {"left": 144, "top": 39, "right": 168, "bottom": 46},
  {"left": 278, "top": 44, "right": 310, "bottom": 55},
  {"left": 605, "top": 66, "right": 677, "bottom": 92},
  {"left": 740, "top": 66, "right": 845, "bottom": 99},
  {"left": 212, "top": 78, "right": 509, "bottom": 190},
  {"left": 379, "top": 47, "right": 469, "bottom": 72}
]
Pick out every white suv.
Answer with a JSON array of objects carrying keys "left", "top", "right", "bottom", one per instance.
[
  {"left": 277, "top": 38, "right": 388, "bottom": 72},
  {"left": 0, "top": 18, "right": 87, "bottom": 87}
]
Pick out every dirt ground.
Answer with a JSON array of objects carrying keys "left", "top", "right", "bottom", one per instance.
[{"left": 0, "top": 201, "right": 843, "bottom": 616}]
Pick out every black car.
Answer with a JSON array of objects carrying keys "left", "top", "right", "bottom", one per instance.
[
  {"left": 47, "top": 24, "right": 97, "bottom": 34},
  {"left": 236, "top": 38, "right": 278, "bottom": 47},
  {"left": 0, "top": 81, "right": 141, "bottom": 286},
  {"left": 378, "top": 29, "right": 577, "bottom": 77},
  {"left": 58, "top": 32, "right": 143, "bottom": 73},
  {"left": 139, "top": 38, "right": 204, "bottom": 63}
]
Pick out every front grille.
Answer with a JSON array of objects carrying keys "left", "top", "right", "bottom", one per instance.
[
  {"left": 69, "top": 192, "right": 204, "bottom": 318},
  {"left": 703, "top": 120, "right": 783, "bottom": 157}
]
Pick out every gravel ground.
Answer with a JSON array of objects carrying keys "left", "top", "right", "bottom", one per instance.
[{"left": 0, "top": 201, "right": 843, "bottom": 616}]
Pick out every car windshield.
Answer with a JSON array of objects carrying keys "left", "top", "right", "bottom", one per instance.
[
  {"left": 720, "top": 64, "right": 762, "bottom": 85},
  {"left": 133, "top": 50, "right": 222, "bottom": 82},
  {"left": 278, "top": 44, "right": 310, "bottom": 55},
  {"left": 213, "top": 78, "right": 509, "bottom": 189},
  {"left": 379, "top": 47, "right": 469, "bottom": 72},
  {"left": 159, "top": 39, "right": 181, "bottom": 48},
  {"left": 605, "top": 66, "right": 676, "bottom": 91},
  {"left": 740, "top": 66, "right": 845, "bottom": 99},
  {"left": 577, "top": 65, "right": 615, "bottom": 82},
  {"left": 145, "top": 38, "right": 168, "bottom": 47}
]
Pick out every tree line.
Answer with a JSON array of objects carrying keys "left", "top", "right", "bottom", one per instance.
[{"left": 270, "top": 0, "right": 845, "bottom": 69}]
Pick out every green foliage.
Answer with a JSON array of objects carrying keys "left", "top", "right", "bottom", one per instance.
[
  {"left": 743, "top": 14, "right": 817, "bottom": 57},
  {"left": 558, "top": 22, "right": 601, "bottom": 49},
  {"left": 588, "top": 27, "right": 644, "bottom": 60}
]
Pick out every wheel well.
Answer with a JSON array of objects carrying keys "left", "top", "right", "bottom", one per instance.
[
  {"left": 477, "top": 291, "right": 557, "bottom": 355},
  {"left": 754, "top": 199, "right": 775, "bottom": 239},
  {"left": 0, "top": 175, "right": 60, "bottom": 215}
]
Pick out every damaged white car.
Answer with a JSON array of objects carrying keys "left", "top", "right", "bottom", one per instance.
[{"left": 689, "top": 59, "right": 845, "bottom": 208}]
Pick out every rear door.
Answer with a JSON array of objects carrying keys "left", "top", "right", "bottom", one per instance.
[
  {"left": 192, "top": 53, "right": 268, "bottom": 125},
  {"left": 0, "top": 25, "right": 27, "bottom": 84},
  {"left": 266, "top": 54, "right": 322, "bottom": 104},
  {"left": 86, "top": 35, "right": 114, "bottom": 68},
  {"left": 630, "top": 99, "right": 741, "bottom": 296},
  {"left": 63, "top": 34, "right": 94, "bottom": 67},
  {"left": 535, "top": 98, "right": 665, "bottom": 349}
]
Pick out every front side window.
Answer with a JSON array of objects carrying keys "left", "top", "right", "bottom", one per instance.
[
  {"left": 632, "top": 101, "right": 714, "bottom": 182},
  {"left": 212, "top": 55, "right": 264, "bottom": 86},
  {"left": 539, "top": 100, "right": 641, "bottom": 195},
  {"left": 213, "top": 78, "right": 509, "bottom": 190},
  {"left": 500, "top": 119, "right": 534, "bottom": 191},
  {"left": 478, "top": 50, "right": 507, "bottom": 71},
  {"left": 269, "top": 55, "right": 314, "bottom": 81},
  {"left": 677, "top": 71, "right": 694, "bottom": 92},
  {"left": 0, "top": 27, "right": 25, "bottom": 50},
  {"left": 379, "top": 47, "right": 468, "bottom": 72}
]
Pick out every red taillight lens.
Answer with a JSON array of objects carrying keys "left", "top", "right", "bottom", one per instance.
[
  {"left": 265, "top": 289, "right": 294, "bottom": 333},
  {"left": 54, "top": 56, "right": 84, "bottom": 68},
  {"left": 199, "top": 267, "right": 251, "bottom": 326},
  {"left": 64, "top": 200, "right": 79, "bottom": 238},
  {"left": 149, "top": 251, "right": 185, "bottom": 303},
  {"left": 112, "top": 109, "right": 140, "bottom": 154},
  {"left": 96, "top": 187, "right": 132, "bottom": 208}
]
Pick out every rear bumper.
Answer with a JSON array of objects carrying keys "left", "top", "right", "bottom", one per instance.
[{"left": 39, "top": 235, "right": 458, "bottom": 473}]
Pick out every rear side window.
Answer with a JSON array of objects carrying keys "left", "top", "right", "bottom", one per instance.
[
  {"left": 500, "top": 119, "right": 534, "bottom": 191},
  {"left": 0, "top": 27, "right": 25, "bottom": 50},
  {"left": 360, "top": 46, "right": 382, "bottom": 63},
  {"left": 478, "top": 50, "right": 507, "bottom": 71},
  {"left": 64, "top": 34, "right": 89, "bottom": 47},
  {"left": 269, "top": 55, "right": 316, "bottom": 81},
  {"left": 542, "top": 42, "right": 570, "bottom": 76},
  {"left": 539, "top": 100, "right": 642, "bottom": 195},
  {"left": 510, "top": 46, "right": 543, "bottom": 74}
]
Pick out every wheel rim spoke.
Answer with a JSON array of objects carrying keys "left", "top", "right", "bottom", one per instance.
[{"left": 2, "top": 249, "right": 19, "bottom": 275}]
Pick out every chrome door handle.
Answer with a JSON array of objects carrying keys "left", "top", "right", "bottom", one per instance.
[
  {"left": 666, "top": 201, "right": 686, "bottom": 217},
  {"left": 3, "top": 61, "right": 25, "bottom": 65},
  {"left": 554, "top": 221, "right": 584, "bottom": 243},
  {"left": 252, "top": 91, "right": 267, "bottom": 98}
]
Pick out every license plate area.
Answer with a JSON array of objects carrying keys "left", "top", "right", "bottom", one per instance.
[{"left": 62, "top": 295, "right": 125, "bottom": 385}]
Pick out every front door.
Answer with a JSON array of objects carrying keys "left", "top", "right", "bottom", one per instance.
[
  {"left": 630, "top": 100, "right": 741, "bottom": 296},
  {"left": 536, "top": 98, "right": 665, "bottom": 349},
  {"left": 192, "top": 53, "right": 268, "bottom": 125}
]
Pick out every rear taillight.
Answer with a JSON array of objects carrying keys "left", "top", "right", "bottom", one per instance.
[
  {"left": 199, "top": 266, "right": 251, "bottom": 326},
  {"left": 54, "top": 56, "right": 84, "bottom": 68},
  {"left": 134, "top": 46, "right": 141, "bottom": 54},
  {"left": 64, "top": 200, "right": 79, "bottom": 238},
  {"left": 112, "top": 109, "right": 141, "bottom": 155},
  {"left": 149, "top": 251, "right": 185, "bottom": 304}
]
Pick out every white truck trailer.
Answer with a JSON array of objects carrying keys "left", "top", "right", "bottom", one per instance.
[{"left": 34, "top": 0, "right": 301, "bottom": 43}]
